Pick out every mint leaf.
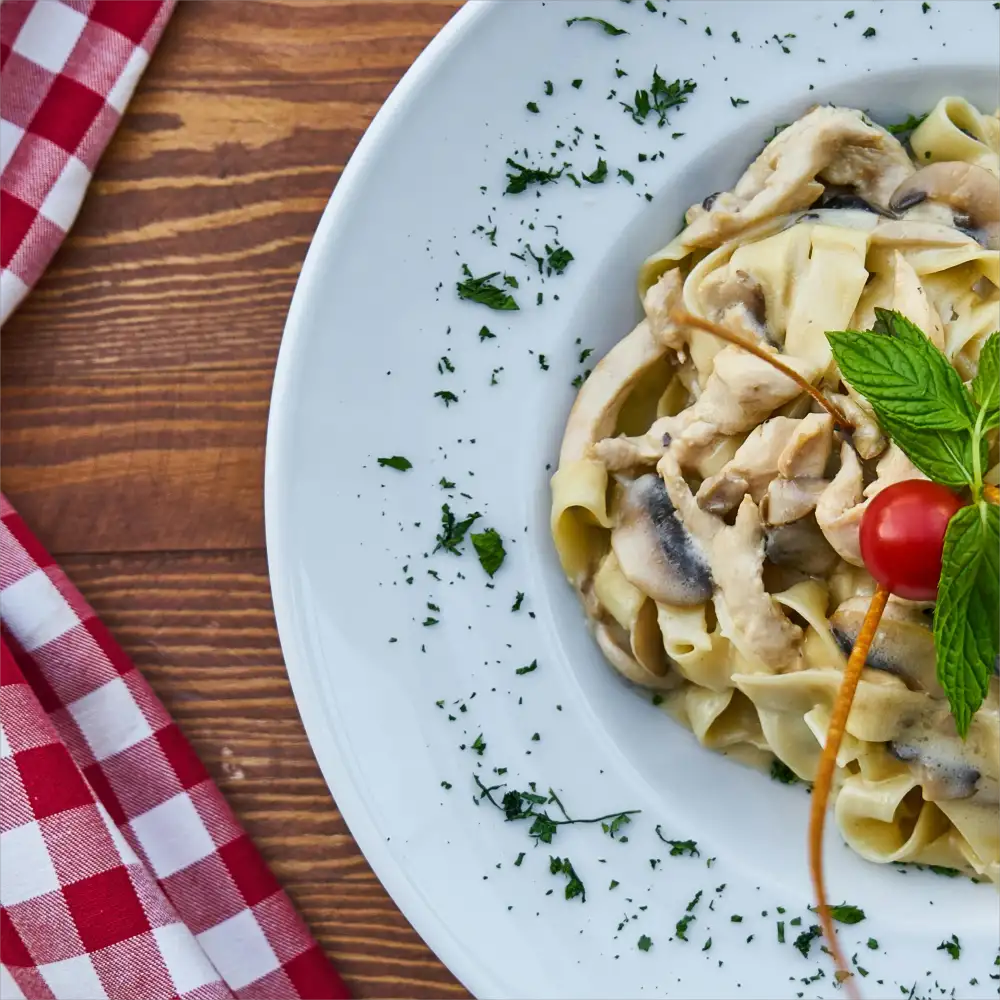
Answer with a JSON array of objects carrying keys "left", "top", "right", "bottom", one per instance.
[
  {"left": 828, "top": 317, "right": 974, "bottom": 431},
  {"left": 471, "top": 528, "right": 506, "bottom": 577},
  {"left": 972, "top": 331, "right": 999, "bottom": 431},
  {"left": 933, "top": 502, "right": 999, "bottom": 736}
]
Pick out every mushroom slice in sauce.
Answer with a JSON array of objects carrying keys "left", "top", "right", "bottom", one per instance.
[
  {"left": 658, "top": 452, "right": 802, "bottom": 669},
  {"left": 889, "top": 161, "right": 1000, "bottom": 249},
  {"left": 830, "top": 596, "right": 942, "bottom": 696},
  {"left": 611, "top": 474, "right": 713, "bottom": 606},
  {"left": 765, "top": 516, "right": 840, "bottom": 577}
]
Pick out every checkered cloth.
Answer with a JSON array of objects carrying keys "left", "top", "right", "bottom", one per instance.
[
  {"left": 0, "top": 4, "right": 350, "bottom": 998},
  {"left": 0, "top": 499, "right": 350, "bottom": 1000},
  {"left": 0, "top": 0, "right": 175, "bottom": 322}
]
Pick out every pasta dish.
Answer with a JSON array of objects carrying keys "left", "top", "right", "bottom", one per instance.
[{"left": 550, "top": 96, "right": 1000, "bottom": 894}]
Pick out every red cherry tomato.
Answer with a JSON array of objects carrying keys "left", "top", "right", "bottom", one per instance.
[{"left": 859, "top": 480, "right": 964, "bottom": 601}]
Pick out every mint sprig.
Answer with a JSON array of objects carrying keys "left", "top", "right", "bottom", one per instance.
[
  {"left": 934, "top": 503, "right": 999, "bottom": 735},
  {"left": 827, "top": 315, "right": 999, "bottom": 735}
]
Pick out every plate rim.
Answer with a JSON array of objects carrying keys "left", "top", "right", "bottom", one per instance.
[{"left": 264, "top": 2, "right": 500, "bottom": 995}]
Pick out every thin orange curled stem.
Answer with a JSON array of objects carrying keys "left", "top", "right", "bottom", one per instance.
[
  {"left": 809, "top": 584, "right": 890, "bottom": 1000},
  {"left": 669, "top": 310, "right": 854, "bottom": 430}
]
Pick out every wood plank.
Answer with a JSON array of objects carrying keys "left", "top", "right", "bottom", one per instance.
[{"left": 63, "top": 549, "right": 468, "bottom": 998}]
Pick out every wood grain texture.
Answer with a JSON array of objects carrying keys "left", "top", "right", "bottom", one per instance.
[{"left": 0, "top": 2, "right": 467, "bottom": 997}]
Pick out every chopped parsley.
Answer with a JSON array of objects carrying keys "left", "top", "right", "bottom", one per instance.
[
  {"left": 439, "top": 476, "right": 456, "bottom": 489},
  {"left": 544, "top": 80, "right": 553, "bottom": 95},
  {"left": 511, "top": 591, "right": 525, "bottom": 611},
  {"left": 617, "top": 168, "right": 635, "bottom": 184},
  {"left": 885, "top": 112, "right": 928, "bottom": 135},
  {"left": 515, "top": 659, "right": 538, "bottom": 675},
  {"left": 478, "top": 325, "right": 495, "bottom": 341},
  {"left": 470, "top": 734, "right": 487, "bottom": 756},
  {"left": 645, "top": 0, "right": 657, "bottom": 10},
  {"left": 549, "top": 855, "right": 586, "bottom": 900},
  {"left": 471, "top": 527, "right": 506, "bottom": 576},
  {"left": 438, "top": 355, "right": 455, "bottom": 374},
  {"left": 637, "top": 934, "right": 652, "bottom": 951},
  {"left": 457, "top": 266, "right": 519, "bottom": 309},
  {"left": 809, "top": 902, "right": 865, "bottom": 924},
  {"left": 571, "top": 78, "right": 583, "bottom": 88},
  {"left": 730, "top": 96, "right": 749, "bottom": 107},
  {"left": 582, "top": 158, "right": 608, "bottom": 184},
  {"left": 514, "top": 851, "right": 525, "bottom": 867},
  {"left": 440, "top": 780, "right": 451, "bottom": 789},
  {"left": 526, "top": 101, "right": 540, "bottom": 114},
  {"left": 777, "top": 921, "right": 785, "bottom": 943},
  {"left": 434, "top": 390, "right": 459, "bottom": 406},
  {"left": 922, "top": 1, "right": 931, "bottom": 9},
  {"left": 793, "top": 925, "right": 822, "bottom": 958},
  {"left": 844, "top": 8, "right": 855, "bottom": 17},
  {"left": 609, "top": 879, "right": 619, "bottom": 890},
  {"left": 376, "top": 456, "right": 412, "bottom": 471},
  {"left": 622, "top": 69, "right": 696, "bottom": 126},
  {"left": 655, "top": 825, "right": 699, "bottom": 856},
  {"left": 504, "top": 158, "right": 563, "bottom": 195},
  {"left": 731, "top": 914, "right": 743, "bottom": 923},
  {"left": 545, "top": 244, "right": 574, "bottom": 274},
  {"left": 565, "top": 16, "right": 627, "bottom": 35},
  {"left": 937, "top": 934, "right": 961, "bottom": 960},
  {"left": 731, "top": 30, "right": 741, "bottom": 42},
  {"left": 675, "top": 914, "right": 695, "bottom": 941},
  {"left": 538, "top": 354, "right": 550, "bottom": 370},
  {"left": 867, "top": 938, "right": 878, "bottom": 950},
  {"left": 600, "top": 813, "right": 631, "bottom": 839},
  {"left": 434, "top": 503, "right": 481, "bottom": 554},
  {"left": 422, "top": 617, "right": 438, "bottom": 626},
  {"left": 770, "top": 759, "right": 800, "bottom": 784},
  {"left": 863, "top": 25, "right": 876, "bottom": 37}
]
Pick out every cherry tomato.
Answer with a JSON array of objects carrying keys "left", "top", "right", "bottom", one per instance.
[{"left": 859, "top": 480, "right": 964, "bottom": 601}]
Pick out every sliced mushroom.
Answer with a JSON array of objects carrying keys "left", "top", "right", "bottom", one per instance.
[
  {"left": 698, "top": 267, "right": 769, "bottom": 344},
  {"left": 762, "top": 476, "right": 829, "bottom": 525},
  {"left": 830, "top": 596, "right": 942, "bottom": 696},
  {"left": 765, "top": 516, "right": 840, "bottom": 577},
  {"left": 611, "top": 474, "right": 713, "bottom": 606},
  {"left": 594, "top": 620, "right": 677, "bottom": 691},
  {"left": 889, "top": 161, "right": 1000, "bottom": 249},
  {"left": 812, "top": 188, "right": 896, "bottom": 216},
  {"left": 889, "top": 738, "right": 981, "bottom": 801}
]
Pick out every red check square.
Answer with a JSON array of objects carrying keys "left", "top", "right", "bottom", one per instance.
[
  {"left": 62, "top": 866, "right": 151, "bottom": 952},
  {"left": 27, "top": 73, "right": 103, "bottom": 156},
  {"left": 15, "top": 741, "right": 93, "bottom": 819}
]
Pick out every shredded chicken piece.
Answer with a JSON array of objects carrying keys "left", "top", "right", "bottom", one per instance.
[
  {"left": 680, "top": 107, "right": 914, "bottom": 248},
  {"left": 658, "top": 452, "right": 802, "bottom": 669},
  {"left": 825, "top": 391, "right": 887, "bottom": 459},
  {"left": 762, "top": 476, "right": 829, "bottom": 525},
  {"left": 591, "top": 434, "right": 665, "bottom": 471},
  {"left": 815, "top": 442, "right": 866, "bottom": 566},
  {"left": 864, "top": 443, "right": 928, "bottom": 499},
  {"left": 779, "top": 413, "right": 834, "bottom": 478},
  {"left": 643, "top": 269, "right": 686, "bottom": 350}
]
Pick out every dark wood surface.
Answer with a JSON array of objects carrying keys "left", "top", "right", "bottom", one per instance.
[{"left": 0, "top": 2, "right": 468, "bottom": 996}]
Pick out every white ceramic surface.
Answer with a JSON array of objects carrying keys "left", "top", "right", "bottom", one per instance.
[{"left": 265, "top": 3, "right": 1000, "bottom": 997}]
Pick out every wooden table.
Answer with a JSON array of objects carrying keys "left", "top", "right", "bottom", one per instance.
[{"left": 0, "top": 2, "right": 467, "bottom": 996}]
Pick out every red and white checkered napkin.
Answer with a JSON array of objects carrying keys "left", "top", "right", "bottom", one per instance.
[
  {"left": 0, "top": 498, "right": 351, "bottom": 1000},
  {"left": 0, "top": 0, "right": 176, "bottom": 323}
]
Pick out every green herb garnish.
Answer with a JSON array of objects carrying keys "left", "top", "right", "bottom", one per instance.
[
  {"left": 617, "top": 168, "right": 635, "bottom": 184},
  {"left": 504, "top": 157, "right": 563, "bottom": 195},
  {"left": 827, "top": 318, "right": 999, "bottom": 734},
  {"left": 582, "top": 158, "right": 608, "bottom": 184},
  {"left": 863, "top": 25, "right": 876, "bottom": 36},
  {"left": 545, "top": 244, "right": 574, "bottom": 274},
  {"left": 511, "top": 591, "right": 525, "bottom": 611},
  {"left": 809, "top": 902, "right": 865, "bottom": 924},
  {"left": 434, "top": 504, "right": 481, "bottom": 555},
  {"left": 478, "top": 325, "right": 495, "bottom": 341},
  {"left": 526, "top": 101, "right": 540, "bottom": 114},
  {"left": 655, "top": 825, "right": 699, "bottom": 855},
  {"left": 377, "top": 456, "right": 411, "bottom": 471},
  {"left": 434, "top": 390, "right": 459, "bottom": 407},
  {"left": 544, "top": 80, "right": 553, "bottom": 95},
  {"left": 937, "top": 934, "right": 961, "bottom": 960},
  {"left": 730, "top": 96, "right": 749, "bottom": 107},
  {"left": 770, "top": 759, "right": 800, "bottom": 784},
  {"left": 549, "top": 856, "right": 586, "bottom": 900},
  {"left": 565, "top": 16, "right": 628, "bottom": 35},
  {"left": 885, "top": 112, "right": 928, "bottom": 135},
  {"left": 515, "top": 659, "right": 537, "bottom": 675},
  {"left": 571, "top": 78, "right": 583, "bottom": 88},
  {"left": 793, "top": 925, "right": 822, "bottom": 958},
  {"left": 621, "top": 69, "right": 696, "bottom": 126},
  {"left": 470, "top": 734, "right": 486, "bottom": 756},
  {"left": 471, "top": 527, "right": 505, "bottom": 576},
  {"left": 457, "top": 266, "right": 519, "bottom": 309}
]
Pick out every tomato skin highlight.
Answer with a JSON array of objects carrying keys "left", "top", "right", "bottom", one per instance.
[{"left": 859, "top": 480, "right": 964, "bottom": 601}]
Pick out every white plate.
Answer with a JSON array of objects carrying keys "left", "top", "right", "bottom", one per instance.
[{"left": 265, "top": 3, "right": 1000, "bottom": 997}]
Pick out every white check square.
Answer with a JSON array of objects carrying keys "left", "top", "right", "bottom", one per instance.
[
  {"left": 0, "top": 821, "right": 59, "bottom": 906},
  {"left": 154, "top": 923, "right": 220, "bottom": 994},
  {"left": 0, "top": 120, "right": 25, "bottom": 173},
  {"left": 11, "top": 2, "right": 87, "bottom": 75},
  {"left": 106, "top": 47, "right": 149, "bottom": 113},
  {"left": 196, "top": 909, "right": 278, "bottom": 990},
  {"left": 0, "top": 569, "right": 78, "bottom": 652},
  {"left": 129, "top": 793, "right": 214, "bottom": 879},
  {"left": 38, "top": 155, "right": 89, "bottom": 230},
  {"left": 37, "top": 954, "right": 106, "bottom": 1000},
  {"left": 68, "top": 676, "right": 152, "bottom": 762}
]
